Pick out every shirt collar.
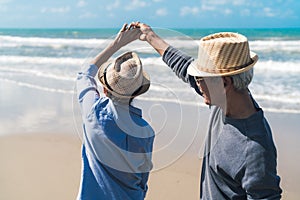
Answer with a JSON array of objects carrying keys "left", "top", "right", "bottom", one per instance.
[
  {"left": 113, "top": 101, "right": 142, "bottom": 117},
  {"left": 129, "top": 104, "right": 142, "bottom": 117}
]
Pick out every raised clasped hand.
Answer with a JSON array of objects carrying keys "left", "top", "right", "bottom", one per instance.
[{"left": 114, "top": 22, "right": 141, "bottom": 47}]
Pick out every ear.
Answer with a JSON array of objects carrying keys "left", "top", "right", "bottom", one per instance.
[
  {"left": 222, "top": 76, "right": 232, "bottom": 91},
  {"left": 103, "top": 87, "right": 108, "bottom": 96}
]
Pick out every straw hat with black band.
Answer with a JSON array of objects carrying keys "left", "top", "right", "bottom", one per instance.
[
  {"left": 187, "top": 32, "right": 258, "bottom": 77},
  {"left": 98, "top": 51, "right": 150, "bottom": 99}
]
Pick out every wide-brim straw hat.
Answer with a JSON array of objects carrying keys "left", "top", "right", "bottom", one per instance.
[
  {"left": 187, "top": 32, "right": 258, "bottom": 77},
  {"left": 98, "top": 51, "right": 150, "bottom": 98}
]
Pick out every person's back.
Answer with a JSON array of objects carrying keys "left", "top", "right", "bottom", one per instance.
[
  {"left": 78, "top": 96, "right": 154, "bottom": 200},
  {"left": 76, "top": 25, "right": 155, "bottom": 200},
  {"left": 200, "top": 105, "right": 281, "bottom": 199}
]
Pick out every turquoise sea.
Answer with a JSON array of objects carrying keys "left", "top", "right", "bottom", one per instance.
[{"left": 0, "top": 27, "right": 300, "bottom": 129}]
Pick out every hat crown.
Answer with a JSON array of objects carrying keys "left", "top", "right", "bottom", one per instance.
[
  {"left": 108, "top": 54, "right": 143, "bottom": 95},
  {"left": 195, "top": 32, "right": 256, "bottom": 75},
  {"left": 98, "top": 51, "right": 150, "bottom": 98}
]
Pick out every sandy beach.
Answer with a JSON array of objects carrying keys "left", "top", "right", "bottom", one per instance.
[
  {"left": 1, "top": 109, "right": 300, "bottom": 200},
  {"left": 0, "top": 131, "right": 203, "bottom": 200},
  {"left": 0, "top": 133, "right": 81, "bottom": 200}
]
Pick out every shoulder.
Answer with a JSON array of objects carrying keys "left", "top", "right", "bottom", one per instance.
[{"left": 92, "top": 97, "right": 116, "bottom": 120}]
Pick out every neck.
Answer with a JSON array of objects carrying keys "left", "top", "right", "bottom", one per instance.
[{"left": 224, "top": 89, "right": 257, "bottom": 119}]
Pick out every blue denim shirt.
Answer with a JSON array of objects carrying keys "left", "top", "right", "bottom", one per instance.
[{"left": 76, "top": 64, "right": 155, "bottom": 200}]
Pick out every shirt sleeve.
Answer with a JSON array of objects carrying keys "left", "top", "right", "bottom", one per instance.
[
  {"left": 140, "top": 135, "right": 155, "bottom": 196},
  {"left": 76, "top": 64, "right": 100, "bottom": 118},
  {"left": 242, "top": 141, "right": 282, "bottom": 199},
  {"left": 162, "top": 46, "right": 202, "bottom": 96}
]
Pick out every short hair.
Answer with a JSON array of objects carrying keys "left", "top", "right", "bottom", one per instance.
[{"left": 230, "top": 68, "right": 254, "bottom": 91}]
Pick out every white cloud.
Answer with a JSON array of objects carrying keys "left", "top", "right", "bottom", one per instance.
[
  {"left": 240, "top": 9, "right": 250, "bottom": 16},
  {"left": 200, "top": 1, "right": 295, "bottom": 19},
  {"left": 106, "top": 0, "right": 120, "bottom": 11},
  {"left": 201, "top": 0, "right": 246, "bottom": 6},
  {"left": 0, "top": 0, "right": 12, "bottom": 4},
  {"left": 200, "top": 0, "right": 253, "bottom": 16},
  {"left": 77, "top": 0, "right": 87, "bottom": 7},
  {"left": 201, "top": 0, "right": 227, "bottom": 6},
  {"left": 180, "top": 6, "right": 199, "bottom": 16},
  {"left": 280, "top": 9, "right": 296, "bottom": 18},
  {"left": 200, "top": 0, "right": 250, "bottom": 12},
  {"left": 263, "top": 7, "right": 276, "bottom": 17},
  {"left": 125, "top": 0, "right": 148, "bottom": 11},
  {"left": 79, "top": 12, "right": 97, "bottom": 19},
  {"left": 0, "top": 6, "right": 7, "bottom": 12},
  {"left": 201, "top": 4, "right": 216, "bottom": 11},
  {"left": 231, "top": 0, "right": 247, "bottom": 6},
  {"left": 41, "top": 6, "right": 70, "bottom": 14},
  {"left": 0, "top": 0, "right": 11, "bottom": 10},
  {"left": 223, "top": 8, "right": 232, "bottom": 15},
  {"left": 107, "top": 13, "right": 115, "bottom": 18},
  {"left": 156, "top": 8, "right": 167, "bottom": 16}
]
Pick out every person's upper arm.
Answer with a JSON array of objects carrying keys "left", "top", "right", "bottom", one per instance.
[
  {"left": 76, "top": 64, "right": 100, "bottom": 117},
  {"left": 162, "top": 46, "right": 202, "bottom": 96},
  {"left": 242, "top": 141, "right": 282, "bottom": 199}
]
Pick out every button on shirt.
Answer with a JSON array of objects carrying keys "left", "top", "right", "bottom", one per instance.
[{"left": 76, "top": 64, "right": 155, "bottom": 200}]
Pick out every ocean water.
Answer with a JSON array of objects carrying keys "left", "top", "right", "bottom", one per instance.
[{"left": 0, "top": 28, "right": 300, "bottom": 114}]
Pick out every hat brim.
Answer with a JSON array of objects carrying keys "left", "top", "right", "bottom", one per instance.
[
  {"left": 187, "top": 51, "right": 258, "bottom": 77},
  {"left": 98, "top": 59, "right": 150, "bottom": 99}
]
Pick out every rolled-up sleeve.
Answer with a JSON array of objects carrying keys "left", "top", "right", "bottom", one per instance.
[{"left": 76, "top": 64, "right": 100, "bottom": 117}]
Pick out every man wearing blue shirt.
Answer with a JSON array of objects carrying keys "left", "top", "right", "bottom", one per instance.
[{"left": 76, "top": 24, "right": 155, "bottom": 200}]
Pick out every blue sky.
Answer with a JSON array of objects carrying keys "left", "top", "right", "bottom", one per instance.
[{"left": 0, "top": 0, "right": 299, "bottom": 28}]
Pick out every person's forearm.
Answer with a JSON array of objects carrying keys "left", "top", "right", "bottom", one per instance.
[
  {"left": 76, "top": 64, "right": 100, "bottom": 117},
  {"left": 144, "top": 30, "right": 169, "bottom": 56},
  {"left": 91, "top": 41, "right": 120, "bottom": 68},
  {"left": 91, "top": 23, "right": 141, "bottom": 68}
]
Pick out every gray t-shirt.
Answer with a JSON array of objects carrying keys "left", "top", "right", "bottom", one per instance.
[{"left": 163, "top": 46, "right": 282, "bottom": 199}]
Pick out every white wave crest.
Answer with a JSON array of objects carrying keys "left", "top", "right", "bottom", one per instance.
[
  {"left": 1, "top": 35, "right": 299, "bottom": 53},
  {"left": 0, "top": 35, "right": 103, "bottom": 48},
  {"left": 0, "top": 78, "right": 74, "bottom": 94},
  {"left": 1, "top": 55, "right": 299, "bottom": 74},
  {"left": 250, "top": 40, "right": 300, "bottom": 52},
  {"left": 254, "top": 94, "right": 300, "bottom": 104},
  {"left": 0, "top": 35, "right": 198, "bottom": 50},
  {"left": 255, "top": 60, "right": 300, "bottom": 73},
  {"left": 0, "top": 67, "right": 74, "bottom": 81},
  {"left": 0, "top": 55, "right": 85, "bottom": 66}
]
